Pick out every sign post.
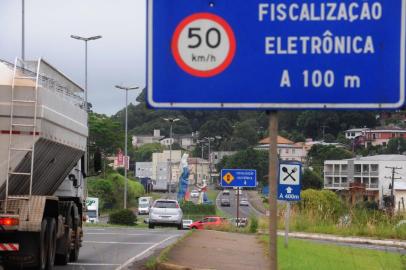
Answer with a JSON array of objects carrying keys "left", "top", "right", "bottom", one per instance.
[{"left": 278, "top": 161, "right": 302, "bottom": 248}]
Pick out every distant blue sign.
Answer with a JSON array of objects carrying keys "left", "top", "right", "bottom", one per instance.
[
  {"left": 148, "top": 0, "right": 405, "bottom": 109},
  {"left": 220, "top": 169, "right": 257, "bottom": 188},
  {"left": 278, "top": 162, "right": 302, "bottom": 201}
]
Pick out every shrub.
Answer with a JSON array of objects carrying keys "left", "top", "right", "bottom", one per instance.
[
  {"left": 180, "top": 201, "right": 216, "bottom": 216},
  {"left": 249, "top": 216, "right": 258, "bottom": 233},
  {"left": 109, "top": 209, "right": 137, "bottom": 225}
]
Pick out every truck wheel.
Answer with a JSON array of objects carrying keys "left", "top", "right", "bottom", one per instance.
[
  {"left": 45, "top": 218, "right": 57, "bottom": 270},
  {"left": 55, "top": 211, "right": 73, "bottom": 265},
  {"left": 69, "top": 205, "right": 80, "bottom": 262},
  {"left": 37, "top": 219, "right": 48, "bottom": 270}
]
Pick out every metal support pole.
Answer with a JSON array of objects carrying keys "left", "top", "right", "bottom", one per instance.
[
  {"left": 284, "top": 202, "right": 290, "bottom": 248},
  {"left": 124, "top": 89, "right": 128, "bottom": 209},
  {"left": 169, "top": 123, "right": 173, "bottom": 195},
  {"left": 268, "top": 110, "right": 278, "bottom": 270},
  {"left": 208, "top": 139, "right": 211, "bottom": 184},
  {"left": 22, "top": 0, "right": 25, "bottom": 60},
  {"left": 237, "top": 187, "right": 240, "bottom": 225}
]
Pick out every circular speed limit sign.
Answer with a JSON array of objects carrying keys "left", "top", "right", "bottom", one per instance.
[{"left": 171, "top": 13, "right": 236, "bottom": 78}]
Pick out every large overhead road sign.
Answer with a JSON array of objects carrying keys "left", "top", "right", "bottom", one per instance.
[
  {"left": 220, "top": 169, "right": 257, "bottom": 188},
  {"left": 147, "top": 0, "right": 406, "bottom": 109}
]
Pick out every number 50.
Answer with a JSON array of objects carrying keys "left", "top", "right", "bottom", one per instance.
[{"left": 188, "top": 27, "right": 221, "bottom": 49}]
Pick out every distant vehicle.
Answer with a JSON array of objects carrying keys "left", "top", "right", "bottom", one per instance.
[
  {"left": 190, "top": 190, "right": 199, "bottom": 198},
  {"left": 148, "top": 199, "right": 183, "bottom": 229},
  {"left": 189, "top": 216, "right": 227, "bottom": 230},
  {"left": 222, "top": 190, "right": 230, "bottom": 195},
  {"left": 86, "top": 197, "right": 99, "bottom": 223},
  {"left": 182, "top": 219, "right": 193, "bottom": 229},
  {"left": 231, "top": 217, "right": 248, "bottom": 227},
  {"left": 153, "top": 179, "right": 169, "bottom": 192},
  {"left": 235, "top": 189, "right": 243, "bottom": 195},
  {"left": 221, "top": 198, "right": 231, "bottom": 207},
  {"left": 239, "top": 199, "right": 249, "bottom": 206},
  {"left": 138, "top": 197, "right": 153, "bottom": 214}
]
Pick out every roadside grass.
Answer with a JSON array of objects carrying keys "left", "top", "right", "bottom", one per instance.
[
  {"left": 261, "top": 235, "right": 406, "bottom": 270},
  {"left": 145, "top": 230, "right": 194, "bottom": 270}
]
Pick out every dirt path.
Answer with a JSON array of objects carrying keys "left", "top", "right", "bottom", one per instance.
[{"left": 167, "top": 230, "right": 270, "bottom": 270}]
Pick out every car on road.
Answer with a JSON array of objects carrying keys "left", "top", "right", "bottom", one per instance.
[
  {"left": 220, "top": 198, "right": 231, "bottom": 206},
  {"left": 190, "top": 190, "right": 199, "bottom": 198},
  {"left": 189, "top": 216, "right": 227, "bottom": 230},
  {"left": 148, "top": 199, "right": 183, "bottom": 229},
  {"left": 182, "top": 219, "right": 193, "bottom": 229},
  {"left": 222, "top": 190, "right": 230, "bottom": 195},
  {"left": 239, "top": 199, "right": 249, "bottom": 206}
]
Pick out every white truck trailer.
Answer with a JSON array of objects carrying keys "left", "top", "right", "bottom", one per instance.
[
  {"left": 85, "top": 197, "right": 99, "bottom": 223},
  {"left": 0, "top": 58, "right": 88, "bottom": 269}
]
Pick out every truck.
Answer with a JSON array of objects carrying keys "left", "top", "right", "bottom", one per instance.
[
  {"left": 85, "top": 197, "right": 99, "bottom": 223},
  {"left": 0, "top": 58, "right": 88, "bottom": 269}
]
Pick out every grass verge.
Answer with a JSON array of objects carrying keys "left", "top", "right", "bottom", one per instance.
[
  {"left": 260, "top": 235, "right": 406, "bottom": 270},
  {"left": 145, "top": 230, "right": 194, "bottom": 270}
]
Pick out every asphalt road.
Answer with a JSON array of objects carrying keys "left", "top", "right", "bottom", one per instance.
[
  {"left": 55, "top": 226, "right": 186, "bottom": 270},
  {"left": 216, "top": 190, "right": 264, "bottom": 218}
]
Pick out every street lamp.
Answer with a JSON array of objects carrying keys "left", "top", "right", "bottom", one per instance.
[
  {"left": 116, "top": 85, "right": 139, "bottom": 209},
  {"left": 163, "top": 118, "right": 180, "bottom": 195},
  {"left": 70, "top": 35, "right": 102, "bottom": 109}
]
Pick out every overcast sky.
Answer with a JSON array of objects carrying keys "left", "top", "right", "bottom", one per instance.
[{"left": 0, "top": 0, "right": 146, "bottom": 115}]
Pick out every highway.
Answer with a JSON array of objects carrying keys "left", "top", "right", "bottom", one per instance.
[
  {"left": 55, "top": 226, "right": 185, "bottom": 270},
  {"left": 216, "top": 190, "right": 264, "bottom": 218}
]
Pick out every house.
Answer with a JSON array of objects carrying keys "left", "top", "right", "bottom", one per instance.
[
  {"left": 363, "top": 127, "right": 406, "bottom": 147},
  {"left": 345, "top": 128, "right": 368, "bottom": 140},
  {"left": 132, "top": 129, "right": 164, "bottom": 147},
  {"left": 255, "top": 136, "right": 308, "bottom": 163},
  {"left": 324, "top": 155, "right": 406, "bottom": 207},
  {"left": 160, "top": 132, "right": 198, "bottom": 150}
]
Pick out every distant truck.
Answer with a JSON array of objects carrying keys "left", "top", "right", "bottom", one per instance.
[
  {"left": 85, "top": 197, "right": 99, "bottom": 223},
  {"left": 0, "top": 58, "right": 87, "bottom": 269},
  {"left": 138, "top": 197, "right": 153, "bottom": 215}
]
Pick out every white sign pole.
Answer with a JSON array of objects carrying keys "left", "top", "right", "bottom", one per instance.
[{"left": 284, "top": 201, "right": 290, "bottom": 248}]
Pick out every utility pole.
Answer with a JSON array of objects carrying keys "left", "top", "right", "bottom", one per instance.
[
  {"left": 115, "top": 85, "right": 139, "bottom": 209},
  {"left": 163, "top": 118, "right": 180, "bottom": 196},
  {"left": 385, "top": 166, "right": 402, "bottom": 214},
  {"left": 22, "top": 0, "right": 25, "bottom": 60},
  {"left": 268, "top": 111, "right": 278, "bottom": 270}
]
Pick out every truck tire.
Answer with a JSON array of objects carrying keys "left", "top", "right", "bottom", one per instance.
[
  {"left": 55, "top": 203, "right": 73, "bottom": 265},
  {"left": 45, "top": 218, "right": 57, "bottom": 270},
  {"left": 37, "top": 219, "right": 48, "bottom": 270},
  {"left": 69, "top": 205, "right": 80, "bottom": 262}
]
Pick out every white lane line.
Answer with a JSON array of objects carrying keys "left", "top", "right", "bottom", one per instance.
[
  {"left": 85, "top": 228, "right": 106, "bottom": 231},
  {"left": 68, "top": 263, "right": 120, "bottom": 266},
  {"left": 115, "top": 235, "right": 178, "bottom": 270},
  {"left": 84, "top": 241, "right": 156, "bottom": 245},
  {"left": 86, "top": 233, "right": 149, "bottom": 236}
]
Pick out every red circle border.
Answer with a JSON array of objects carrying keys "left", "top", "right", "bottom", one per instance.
[{"left": 171, "top": 13, "right": 236, "bottom": 78}]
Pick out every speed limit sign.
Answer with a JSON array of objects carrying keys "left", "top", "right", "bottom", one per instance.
[{"left": 171, "top": 13, "right": 236, "bottom": 77}]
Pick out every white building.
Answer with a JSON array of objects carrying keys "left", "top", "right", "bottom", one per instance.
[
  {"left": 132, "top": 129, "right": 164, "bottom": 147},
  {"left": 152, "top": 150, "right": 182, "bottom": 183},
  {"left": 210, "top": 151, "right": 237, "bottom": 165},
  {"left": 324, "top": 155, "right": 406, "bottom": 207},
  {"left": 255, "top": 136, "right": 308, "bottom": 163},
  {"left": 188, "top": 158, "right": 210, "bottom": 185},
  {"left": 394, "top": 181, "right": 406, "bottom": 213},
  {"left": 135, "top": 162, "right": 152, "bottom": 178},
  {"left": 345, "top": 128, "right": 368, "bottom": 140}
]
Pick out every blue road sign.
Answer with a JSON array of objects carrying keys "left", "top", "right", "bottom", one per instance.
[
  {"left": 220, "top": 169, "right": 257, "bottom": 188},
  {"left": 147, "top": 0, "right": 405, "bottom": 109},
  {"left": 278, "top": 162, "right": 302, "bottom": 201}
]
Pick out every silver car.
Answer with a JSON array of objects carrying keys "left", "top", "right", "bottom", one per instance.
[{"left": 148, "top": 199, "right": 183, "bottom": 229}]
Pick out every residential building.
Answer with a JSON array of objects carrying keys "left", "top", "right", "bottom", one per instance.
[
  {"left": 132, "top": 129, "right": 164, "bottom": 147},
  {"left": 255, "top": 136, "right": 308, "bottom": 163},
  {"left": 210, "top": 151, "right": 237, "bottom": 165},
  {"left": 324, "top": 155, "right": 406, "bottom": 207},
  {"left": 345, "top": 128, "right": 368, "bottom": 140},
  {"left": 159, "top": 132, "right": 198, "bottom": 150},
  {"left": 363, "top": 127, "right": 406, "bottom": 147},
  {"left": 152, "top": 150, "right": 182, "bottom": 183},
  {"left": 394, "top": 181, "right": 406, "bottom": 213},
  {"left": 188, "top": 158, "right": 210, "bottom": 185}
]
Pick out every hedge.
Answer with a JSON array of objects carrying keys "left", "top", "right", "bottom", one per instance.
[
  {"left": 108, "top": 209, "right": 137, "bottom": 225},
  {"left": 180, "top": 201, "right": 216, "bottom": 215}
]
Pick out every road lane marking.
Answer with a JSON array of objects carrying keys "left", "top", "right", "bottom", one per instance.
[
  {"left": 115, "top": 235, "right": 179, "bottom": 270},
  {"left": 84, "top": 241, "right": 156, "bottom": 245},
  {"left": 86, "top": 233, "right": 149, "bottom": 236},
  {"left": 68, "top": 263, "right": 120, "bottom": 266}
]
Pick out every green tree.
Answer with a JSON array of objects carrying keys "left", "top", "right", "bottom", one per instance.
[
  {"left": 386, "top": 137, "right": 406, "bottom": 154},
  {"left": 302, "top": 169, "right": 323, "bottom": 190},
  {"left": 132, "top": 143, "right": 164, "bottom": 162},
  {"left": 307, "top": 145, "right": 353, "bottom": 174},
  {"left": 89, "top": 112, "right": 124, "bottom": 154}
]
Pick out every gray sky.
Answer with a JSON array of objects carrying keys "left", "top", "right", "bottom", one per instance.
[{"left": 0, "top": 0, "right": 146, "bottom": 115}]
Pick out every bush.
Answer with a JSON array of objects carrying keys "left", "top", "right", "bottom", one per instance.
[
  {"left": 109, "top": 209, "right": 137, "bottom": 225},
  {"left": 249, "top": 216, "right": 258, "bottom": 233},
  {"left": 180, "top": 201, "right": 216, "bottom": 216},
  {"left": 298, "top": 189, "right": 345, "bottom": 221}
]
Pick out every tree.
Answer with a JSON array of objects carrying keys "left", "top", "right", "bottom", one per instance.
[
  {"left": 386, "top": 138, "right": 406, "bottom": 154},
  {"left": 302, "top": 169, "right": 323, "bottom": 190},
  {"left": 94, "top": 148, "right": 102, "bottom": 173},
  {"left": 89, "top": 113, "right": 124, "bottom": 154},
  {"left": 132, "top": 143, "right": 164, "bottom": 162},
  {"left": 307, "top": 144, "right": 353, "bottom": 174}
]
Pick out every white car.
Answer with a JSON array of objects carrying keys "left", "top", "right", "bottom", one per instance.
[
  {"left": 190, "top": 190, "right": 199, "bottom": 198},
  {"left": 138, "top": 203, "right": 151, "bottom": 215},
  {"left": 239, "top": 200, "right": 249, "bottom": 206},
  {"left": 148, "top": 199, "right": 183, "bottom": 229}
]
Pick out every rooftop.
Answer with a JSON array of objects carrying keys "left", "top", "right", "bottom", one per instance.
[{"left": 259, "top": 136, "right": 294, "bottom": 145}]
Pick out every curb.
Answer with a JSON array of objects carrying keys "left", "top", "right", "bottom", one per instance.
[
  {"left": 259, "top": 230, "right": 406, "bottom": 249},
  {"left": 157, "top": 262, "right": 215, "bottom": 270}
]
